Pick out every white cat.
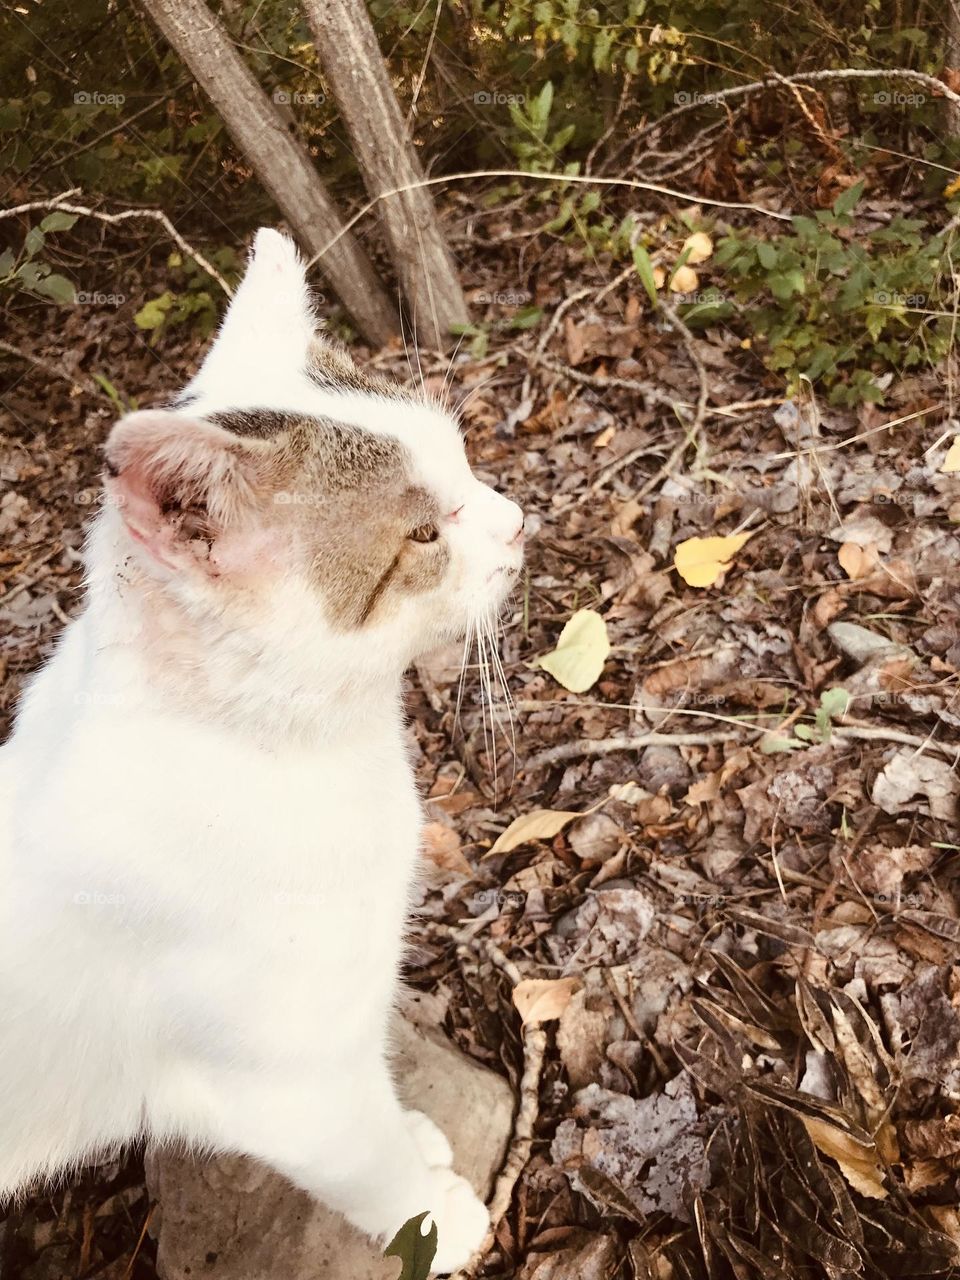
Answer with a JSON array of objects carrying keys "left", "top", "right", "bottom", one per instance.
[{"left": 0, "top": 230, "right": 523, "bottom": 1273}]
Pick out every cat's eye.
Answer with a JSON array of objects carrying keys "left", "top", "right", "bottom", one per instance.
[{"left": 409, "top": 523, "right": 439, "bottom": 544}]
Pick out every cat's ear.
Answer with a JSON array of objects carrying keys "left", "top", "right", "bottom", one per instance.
[
  {"left": 185, "top": 229, "right": 317, "bottom": 392},
  {"left": 103, "top": 410, "right": 273, "bottom": 575}
]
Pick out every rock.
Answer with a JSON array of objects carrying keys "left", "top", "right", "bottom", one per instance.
[
  {"left": 828, "top": 622, "right": 908, "bottom": 664},
  {"left": 146, "top": 1015, "right": 514, "bottom": 1280}
]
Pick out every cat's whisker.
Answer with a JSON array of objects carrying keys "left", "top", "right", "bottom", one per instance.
[
  {"left": 450, "top": 371, "right": 500, "bottom": 424},
  {"left": 436, "top": 330, "right": 468, "bottom": 414},
  {"left": 453, "top": 622, "right": 473, "bottom": 739}
]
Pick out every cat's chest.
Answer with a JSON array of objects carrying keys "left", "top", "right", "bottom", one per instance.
[{"left": 21, "top": 710, "right": 423, "bottom": 904}]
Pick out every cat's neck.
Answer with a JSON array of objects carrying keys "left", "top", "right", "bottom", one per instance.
[{"left": 80, "top": 513, "right": 407, "bottom": 751}]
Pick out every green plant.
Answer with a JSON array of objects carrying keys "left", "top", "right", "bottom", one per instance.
[
  {"left": 134, "top": 247, "right": 241, "bottom": 342},
  {"left": 0, "top": 213, "right": 77, "bottom": 304},
  {"left": 711, "top": 183, "right": 955, "bottom": 405}
]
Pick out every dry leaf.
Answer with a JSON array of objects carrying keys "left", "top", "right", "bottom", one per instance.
[
  {"left": 491, "top": 808, "right": 581, "bottom": 854},
  {"left": 801, "top": 1116, "right": 888, "bottom": 1199},
  {"left": 872, "top": 748, "right": 959, "bottom": 820},
  {"left": 674, "top": 532, "right": 753, "bottom": 588},
  {"left": 537, "top": 608, "right": 611, "bottom": 692},
  {"left": 513, "top": 976, "right": 582, "bottom": 1026},
  {"left": 941, "top": 436, "right": 960, "bottom": 473},
  {"left": 682, "top": 231, "right": 713, "bottom": 263},
  {"left": 684, "top": 773, "right": 721, "bottom": 806},
  {"left": 838, "top": 541, "right": 881, "bottom": 580}
]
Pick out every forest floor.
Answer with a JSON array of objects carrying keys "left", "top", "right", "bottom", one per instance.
[{"left": 2, "top": 195, "right": 960, "bottom": 1280}]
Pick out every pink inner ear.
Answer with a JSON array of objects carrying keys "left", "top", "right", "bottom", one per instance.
[
  {"left": 107, "top": 461, "right": 181, "bottom": 571},
  {"left": 105, "top": 409, "right": 283, "bottom": 580}
]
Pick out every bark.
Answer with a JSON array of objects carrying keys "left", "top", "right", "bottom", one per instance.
[
  {"left": 948, "top": 0, "right": 960, "bottom": 140},
  {"left": 301, "top": 0, "right": 468, "bottom": 350},
  {"left": 139, "top": 0, "right": 398, "bottom": 346}
]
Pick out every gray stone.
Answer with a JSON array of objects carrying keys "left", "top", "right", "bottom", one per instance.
[
  {"left": 827, "top": 621, "right": 908, "bottom": 664},
  {"left": 145, "top": 1015, "right": 514, "bottom": 1280}
]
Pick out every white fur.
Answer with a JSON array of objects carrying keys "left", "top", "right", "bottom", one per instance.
[{"left": 0, "top": 230, "right": 521, "bottom": 1273}]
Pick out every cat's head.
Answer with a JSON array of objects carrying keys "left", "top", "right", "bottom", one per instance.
[{"left": 100, "top": 230, "right": 523, "bottom": 676}]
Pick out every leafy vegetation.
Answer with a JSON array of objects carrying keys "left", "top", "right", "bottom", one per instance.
[
  {"left": 711, "top": 184, "right": 956, "bottom": 404},
  {"left": 2, "top": 0, "right": 960, "bottom": 400}
]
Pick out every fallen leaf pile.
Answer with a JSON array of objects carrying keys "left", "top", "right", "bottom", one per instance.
[{"left": 3, "top": 208, "right": 960, "bottom": 1280}]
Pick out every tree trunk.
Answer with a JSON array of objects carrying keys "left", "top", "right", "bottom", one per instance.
[
  {"left": 139, "top": 0, "right": 398, "bottom": 347},
  {"left": 947, "top": 0, "right": 960, "bottom": 140},
  {"left": 301, "top": 0, "right": 468, "bottom": 350}
]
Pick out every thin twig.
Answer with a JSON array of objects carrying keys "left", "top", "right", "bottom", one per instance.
[
  {"left": 834, "top": 725, "right": 960, "bottom": 762},
  {"left": 451, "top": 936, "right": 547, "bottom": 1279},
  {"left": 523, "top": 730, "right": 745, "bottom": 772},
  {"left": 0, "top": 338, "right": 91, "bottom": 389},
  {"left": 0, "top": 192, "right": 232, "bottom": 297},
  {"left": 634, "top": 67, "right": 960, "bottom": 142},
  {"left": 305, "top": 168, "right": 792, "bottom": 270}
]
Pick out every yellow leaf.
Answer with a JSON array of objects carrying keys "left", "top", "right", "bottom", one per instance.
[
  {"left": 802, "top": 1116, "right": 888, "bottom": 1199},
  {"left": 669, "top": 264, "right": 699, "bottom": 293},
  {"left": 674, "top": 533, "right": 752, "bottom": 588},
  {"left": 490, "top": 808, "right": 580, "bottom": 854},
  {"left": 682, "top": 231, "right": 713, "bottom": 264},
  {"left": 537, "top": 608, "right": 610, "bottom": 692},
  {"left": 944, "top": 175, "right": 960, "bottom": 199},
  {"left": 513, "top": 977, "right": 582, "bottom": 1025},
  {"left": 941, "top": 435, "right": 960, "bottom": 473},
  {"left": 652, "top": 266, "right": 666, "bottom": 289}
]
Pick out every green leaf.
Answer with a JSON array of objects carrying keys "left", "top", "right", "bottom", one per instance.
[
  {"left": 0, "top": 247, "right": 15, "bottom": 278},
  {"left": 33, "top": 273, "right": 76, "bottom": 304},
  {"left": 383, "top": 1212, "right": 438, "bottom": 1280},
  {"left": 40, "top": 212, "right": 78, "bottom": 233},
  {"left": 507, "top": 305, "right": 543, "bottom": 330},
  {"left": 820, "top": 687, "right": 850, "bottom": 718},
  {"left": 757, "top": 241, "right": 778, "bottom": 270},
  {"left": 134, "top": 291, "right": 175, "bottom": 330},
  {"left": 632, "top": 243, "right": 659, "bottom": 308},
  {"left": 760, "top": 734, "right": 804, "bottom": 754},
  {"left": 832, "top": 179, "right": 865, "bottom": 219},
  {"left": 23, "top": 227, "right": 45, "bottom": 258}
]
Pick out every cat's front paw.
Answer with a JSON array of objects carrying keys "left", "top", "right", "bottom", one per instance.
[
  {"left": 404, "top": 1109, "right": 454, "bottom": 1169},
  {"left": 424, "top": 1169, "right": 489, "bottom": 1275}
]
